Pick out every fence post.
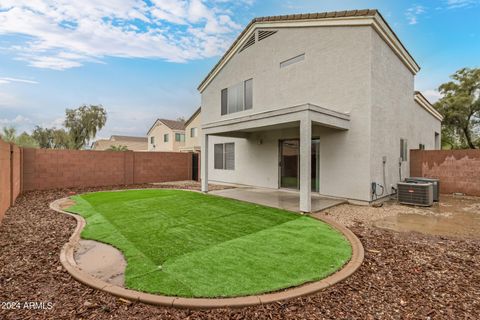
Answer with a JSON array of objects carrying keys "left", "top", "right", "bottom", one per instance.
[
  {"left": 123, "top": 151, "right": 134, "bottom": 185},
  {"left": 9, "top": 143, "right": 13, "bottom": 206},
  {"left": 20, "top": 148, "right": 23, "bottom": 194}
]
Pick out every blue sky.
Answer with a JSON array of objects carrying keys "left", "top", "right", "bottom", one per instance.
[{"left": 0, "top": 0, "right": 479, "bottom": 139}]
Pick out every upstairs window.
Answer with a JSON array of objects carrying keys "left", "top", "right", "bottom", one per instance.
[
  {"left": 190, "top": 127, "right": 198, "bottom": 137},
  {"left": 419, "top": 144, "right": 425, "bottom": 150},
  {"left": 280, "top": 53, "right": 305, "bottom": 68},
  {"left": 221, "top": 79, "right": 253, "bottom": 115},
  {"left": 150, "top": 136, "right": 155, "bottom": 144},
  {"left": 164, "top": 134, "right": 169, "bottom": 142},
  {"left": 175, "top": 133, "right": 185, "bottom": 142}
]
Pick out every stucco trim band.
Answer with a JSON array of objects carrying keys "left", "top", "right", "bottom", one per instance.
[
  {"left": 51, "top": 193, "right": 364, "bottom": 309},
  {"left": 202, "top": 103, "right": 350, "bottom": 135}
]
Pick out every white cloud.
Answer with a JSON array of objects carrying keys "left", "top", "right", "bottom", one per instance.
[
  {"left": 0, "top": 115, "right": 32, "bottom": 127},
  {"left": 0, "top": 0, "right": 252, "bottom": 70},
  {"left": 445, "top": 0, "right": 479, "bottom": 9},
  {"left": 422, "top": 89, "right": 443, "bottom": 103},
  {"left": 0, "top": 77, "right": 38, "bottom": 84},
  {"left": 405, "top": 5, "right": 426, "bottom": 25}
]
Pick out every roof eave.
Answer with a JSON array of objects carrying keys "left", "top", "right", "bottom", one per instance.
[
  {"left": 197, "top": 11, "right": 420, "bottom": 93},
  {"left": 184, "top": 107, "right": 201, "bottom": 127},
  {"left": 414, "top": 92, "right": 444, "bottom": 122}
]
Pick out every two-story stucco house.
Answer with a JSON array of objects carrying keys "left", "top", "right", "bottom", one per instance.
[
  {"left": 147, "top": 119, "right": 186, "bottom": 152},
  {"left": 179, "top": 107, "right": 201, "bottom": 153},
  {"left": 198, "top": 9, "right": 443, "bottom": 212}
]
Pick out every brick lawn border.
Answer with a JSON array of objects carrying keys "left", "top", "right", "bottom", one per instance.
[{"left": 50, "top": 190, "right": 364, "bottom": 309}]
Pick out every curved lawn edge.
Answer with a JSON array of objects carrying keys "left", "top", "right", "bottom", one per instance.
[{"left": 50, "top": 189, "right": 364, "bottom": 309}]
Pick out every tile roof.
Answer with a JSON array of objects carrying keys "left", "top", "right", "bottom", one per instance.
[
  {"left": 147, "top": 118, "right": 186, "bottom": 135},
  {"left": 197, "top": 9, "right": 379, "bottom": 90},
  {"left": 110, "top": 135, "right": 148, "bottom": 142},
  {"left": 158, "top": 119, "right": 186, "bottom": 130},
  {"left": 92, "top": 136, "right": 148, "bottom": 151}
]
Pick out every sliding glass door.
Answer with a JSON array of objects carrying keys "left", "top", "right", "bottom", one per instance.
[{"left": 279, "top": 139, "right": 319, "bottom": 192}]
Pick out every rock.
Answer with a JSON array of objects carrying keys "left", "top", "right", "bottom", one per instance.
[{"left": 119, "top": 298, "right": 132, "bottom": 305}]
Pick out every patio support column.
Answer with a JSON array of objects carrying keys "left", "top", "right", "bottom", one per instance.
[
  {"left": 299, "top": 117, "right": 312, "bottom": 212},
  {"left": 201, "top": 133, "right": 209, "bottom": 192}
]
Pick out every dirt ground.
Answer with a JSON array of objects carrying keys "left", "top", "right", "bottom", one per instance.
[{"left": 0, "top": 185, "right": 479, "bottom": 319}]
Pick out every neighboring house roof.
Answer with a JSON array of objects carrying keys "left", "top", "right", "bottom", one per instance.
[
  {"left": 110, "top": 135, "right": 148, "bottom": 142},
  {"left": 147, "top": 119, "right": 186, "bottom": 135},
  {"left": 92, "top": 135, "right": 148, "bottom": 151},
  {"left": 414, "top": 91, "right": 444, "bottom": 122},
  {"left": 198, "top": 9, "right": 420, "bottom": 92},
  {"left": 184, "top": 107, "right": 201, "bottom": 127}
]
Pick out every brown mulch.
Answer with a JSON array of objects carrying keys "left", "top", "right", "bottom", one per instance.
[{"left": 0, "top": 185, "right": 479, "bottom": 319}]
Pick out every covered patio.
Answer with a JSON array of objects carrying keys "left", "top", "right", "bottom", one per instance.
[
  {"left": 210, "top": 187, "right": 346, "bottom": 212},
  {"left": 201, "top": 103, "right": 350, "bottom": 212}
]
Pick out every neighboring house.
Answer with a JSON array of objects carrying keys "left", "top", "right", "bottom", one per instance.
[
  {"left": 198, "top": 9, "right": 443, "bottom": 212},
  {"left": 91, "top": 135, "right": 148, "bottom": 151},
  {"left": 147, "top": 119, "right": 186, "bottom": 152},
  {"left": 179, "top": 107, "right": 201, "bottom": 153}
]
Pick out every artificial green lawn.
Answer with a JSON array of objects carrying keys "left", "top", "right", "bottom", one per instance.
[{"left": 66, "top": 189, "right": 351, "bottom": 298}]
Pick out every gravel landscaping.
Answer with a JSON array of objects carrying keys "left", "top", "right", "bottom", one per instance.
[{"left": 1, "top": 185, "right": 479, "bottom": 319}]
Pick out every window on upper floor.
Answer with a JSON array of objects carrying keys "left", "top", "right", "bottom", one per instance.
[
  {"left": 419, "top": 144, "right": 425, "bottom": 150},
  {"left": 150, "top": 136, "right": 155, "bottom": 144},
  {"left": 164, "top": 134, "right": 169, "bottom": 142},
  {"left": 175, "top": 133, "right": 185, "bottom": 142},
  {"left": 221, "top": 79, "right": 253, "bottom": 115},
  {"left": 190, "top": 127, "right": 197, "bottom": 138},
  {"left": 280, "top": 53, "right": 305, "bottom": 68}
]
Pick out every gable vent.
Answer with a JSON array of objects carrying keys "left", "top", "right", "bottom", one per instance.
[
  {"left": 239, "top": 33, "right": 255, "bottom": 53},
  {"left": 258, "top": 30, "right": 277, "bottom": 41}
]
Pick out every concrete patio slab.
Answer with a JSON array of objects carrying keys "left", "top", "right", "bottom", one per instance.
[{"left": 210, "top": 187, "right": 346, "bottom": 212}]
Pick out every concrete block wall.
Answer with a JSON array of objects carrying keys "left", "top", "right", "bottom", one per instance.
[
  {"left": 410, "top": 149, "right": 480, "bottom": 196},
  {"left": 134, "top": 152, "right": 192, "bottom": 184},
  {"left": 22, "top": 149, "right": 194, "bottom": 191}
]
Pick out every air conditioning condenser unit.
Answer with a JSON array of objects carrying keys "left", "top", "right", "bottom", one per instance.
[{"left": 397, "top": 182, "right": 434, "bottom": 206}]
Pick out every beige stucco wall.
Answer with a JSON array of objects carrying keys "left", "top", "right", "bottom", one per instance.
[
  {"left": 202, "top": 26, "right": 373, "bottom": 201},
  {"left": 202, "top": 25, "right": 441, "bottom": 202},
  {"left": 370, "top": 30, "right": 441, "bottom": 198},
  {"left": 183, "top": 112, "right": 201, "bottom": 151},
  {"left": 147, "top": 122, "right": 185, "bottom": 152}
]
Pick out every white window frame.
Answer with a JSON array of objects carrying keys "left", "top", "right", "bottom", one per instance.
[
  {"left": 280, "top": 53, "right": 305, "bottom": 68},
  {"left": 175, "top": 133, "right": 185, "bottom": 142},
  {"left": 190, "top": 127, "right": 197, "bottom": 138},
  {"left": 164, "top": 133, "right": 169, "bottom": 143},
  {"left": 221, "top": 79, "right": 252, "bottom": 115},
  {"left": 214, "top": 143, "right": 235, "bottom": 170}
]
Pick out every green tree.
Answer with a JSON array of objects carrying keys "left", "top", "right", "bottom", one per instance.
[
  {"left": 1, "top": 127, "right": 16, "bottom": 143},
  {"left": 0, "top": 126, "right": 38, "bottom": 148},
  {"left": 32, "top": 126, "right": 72, "bottom": 149},
  {"left": 107, "top": 145, "right": 129, "bottom": 151},
  {"left": 64, "top": 105, "right": 107, "bottom": 149},
  {"left": 15, "top": 132, "right": 38, "bottom": 148},
  {"left": 435, "top": 68, "right": 480, "bottom": 149}
]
